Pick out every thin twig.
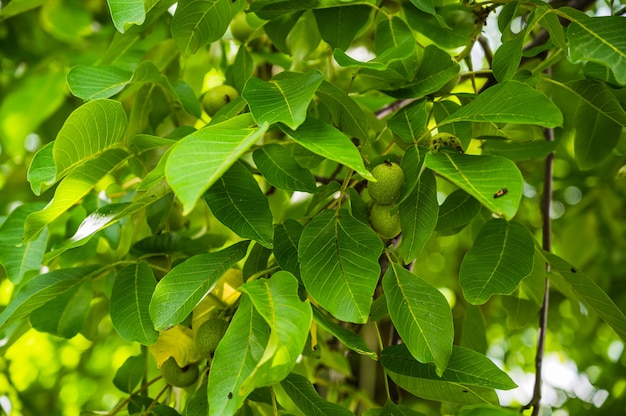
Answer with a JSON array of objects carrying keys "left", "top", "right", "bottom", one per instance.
[{"left": 525, "top": 84, "right": 555, "bottom": 415}]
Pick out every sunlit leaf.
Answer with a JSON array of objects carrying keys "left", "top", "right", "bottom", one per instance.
[
  {"left": 67, "top": 65, "right": 132, "bottom": 101},
  {"left": 107, "top": 0, "right": 145, "bottom": 33},
  {"left": 239, "top": 271, "right": 312, "bottom": 395},
  {"left": 149, "top": 241, "right": 250, "bottom": 331},
  {"left": 149, "top": 325, "right": 203, "bottom": 367},
  {"left": 253, "top": 144, "right": 317, "bottom": 193},
  {"left": 425, "top": 152, "right": 524, "bottom": 220},
  {"left": 315, "top": 80, "right": 369, "bottom": 141}
]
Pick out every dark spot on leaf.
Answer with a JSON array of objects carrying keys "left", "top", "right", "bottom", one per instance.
[
  {"left": 462, "top": 389, "right": 468, "bottom": 393},
  {"left": 494, "top": 188, "right": 508, "bottom": 198},
  {"left": 228, "top": 392, "right": 233, "bottom": 399},
  {"left": 571, "top": 267, "right": 576, "bottom": 273}
]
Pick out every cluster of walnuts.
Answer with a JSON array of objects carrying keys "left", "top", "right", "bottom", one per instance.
[
  {"left": 160, "top": 319, "right": 229, "bottom": 388},
  {"left": 368, "top": 161, "right": 405, "bottom": 239}
]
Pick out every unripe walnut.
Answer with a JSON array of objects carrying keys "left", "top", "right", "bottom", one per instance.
[
  {"left": 369, "top": 203, "right": 402, "bottom": 239},
  {"left": 160, "top": 356, "right": 199, "bottom": 388},
  {"left": 368, "top": 161, "right": 405, "bottom": 204},
  {"left": 195, "top": 318, "right": 228, "bottom": 358}
]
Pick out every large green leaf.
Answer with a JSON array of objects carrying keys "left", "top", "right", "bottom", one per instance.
[
  {"left": 313, "top": 5, "right": 370, "bottom": 51},
  {"left": 253, "top": 144, "right": 317, "bottom": 193},
  {"left": 242, "top": 70, "right": 324, "bottom": 129},
  {"left": 541, "top": 78, "right": 626, "bottom": 169},
  {"left": 383, "top": 264, "right": 453, "bottom": 375},
  {"left": 24, "top": 148, "right": 130, "bottom": 241},
  {"left": 564, "top": 10, "right": 626, "bottom": 85},
  {"left": 439, "top": 80, "right": 563, "bottom": 128},
  {"left": 165, "top": 114, "right": 268, "bottom": 214},
  {"left": 239, "top": 271, "right": 312, "bottom": 395},
  {"left": 208, "top": 296, "right": 270, "bottom": 416},
  {"left": 388, "top": 100, "right": 428, "bottom": 143},
  {"left": 280, "top": 372, "right": 354, "bottom": 416},
  {"left": 315, "top": 80, "right": 369, "bottom": 141},
  {"left": 312, "top": 305, "right": 376, "bottom": 359},
  {"left": 51, "top": 99, "right": 127, "bottom": 187},
  {"left": 435, "top": 190, "right": 482, "bottom": 232},
  {"left": 110, "top": 262, "right": 159, "bottom": 345},
  {"left": 425, "top": 152, "right": 524, "bottom": 221},
  {"left": 113, "top": 355, "right": 146, "bottom": 394},
  {"left": 0, "top": 266, "right": 99, "bottom": 330},
  {"left": 66, "top": 65, "right": 132, "bottom": 101},
  {"left": 362, "top": 400, "right": 427, "bottom": 416},
  {"left": 398, "top": 167, "right": 439, "bottom": 262},
  {"left": 543, "top": 252, "right": 626, "bottom": 342},
  {"left": 204, "top": 161, "right": 274, "bottom": 248},
  {"left": 0, "top": 202, "right": 47, "bottom": 284},
  {"left": 460, "top": 219, "right": 535, "bottom": 305},
  {"left": 149, "top": 241, "right": 250, "bottom": 331},
  {"left": 171, "top": 0, "right": 245, "bottom": 55},
  {"left": 299, "top": 209, "right": 384, "bottom": 323},
  {"left": 280, "top": 117, "right": 375, "bottom": 181},
  {"left": 29, "top": 280, "right": 92, "bottom": 338}
]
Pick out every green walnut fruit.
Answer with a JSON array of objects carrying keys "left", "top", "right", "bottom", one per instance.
[
  {"left": 195, "top": 318, "right": 229, "bottom": 358},
  {"left": 368, "top": 161, "right": 405, "bottom": 205},
  {"left": 160, "top": 356, "right": 199, "bottom": 388},
  {"left": 369, "top": 203, "right": 402, "bottom": 239},
  {"left": 202, "top": 85, "right": 239, "bottom": 117},
  {"left": 428, "top": 133, "right": 464, "bottom": 153},
  {"left": 230, "top": 12, "right": 255, "bottom": 43}
]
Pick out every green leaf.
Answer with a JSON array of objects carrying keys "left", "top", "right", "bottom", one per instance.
[
  {"left": 313, "top": 5, "right": 370, "bottom": 51},
  {"left": 404, "top": 4, "right": 474, "bottom": 49},
  {"left": 27, "top": 141, "right": 55, "bottom": 196},
  {"left": 459, "top": 405, "right": 521, "bottom": 416},
  {"left": 0, "top": 202, "right": 47, "bottom": 284},
  {"left": 66, "top": 65, "right": 132, "bottom": 101},
  {"left": 239, "top": 272, "right": 312, "bottom": 395},
  {"left": 459, "top": 304, "right": 487, "bottom": 354},
  {"left": 171, "top": 0, "right": 245, "bottom": 55},
  {"left": 439, "top": 80, "right": 563, "bottom": 128},
  {"left": 280, "top": 372, "right": 354, "bottom": 416},
  {"left": 165, "top": 114, "right": 268, "bottom": 214},
  {"left": 253, "top": 144, "right": 317, "bottom": 193},
  {"left": 383, "top": 263, "right": 453, "bottom": 376},
  {"left": 24, "top": 148, "right": 130, "bottom": 241},
  {"left": 242, "top": 69, "right": 324, "bottom": 129},
  {"left": 389, "top": 45, "right": 460, "bottom": 98},
  {"left": 273, "top": 220, "right": 304, "bottom": 279},
  {"left": 480, "top": 138, "right": 558, "bottom": 161},
  {"left": 425, "top": 152, "right": 524, "bottom": 221},
  {"left": 29, "top": 280, "right": 92, "bottom": 338},
  {"left": 207, "top": 296, "right": 270, "bottom": 416},
  {"left": 362, "top": 400, "right": 427, "bottom": 416},
  {"left": 113, "top": 355, "right": 146, "bottom": 394},
  {"left": 226, "top": 45, "right": 255, "bottom": 92},
  {"left": 149, "top": 241, "right": 250, "bottom": 331},
  {"left": 398, "top": 168, "right": 439, "bottom": 262},
  {"left": 299, "top": 209, "right": 384, "bottom": 323},
  {"left": 315, "top": 80, "right": 369, "bottom": 141},
  {"left": 543, "top": 252, "right": 626, "bottom": 342},
  {"left": 542, "top": 78, "right": 626, "bottom": 169},
  {"left": 435, "top": 190, "right": 482, "bottom": 232},
  {"left": 0, "top": 0, "right": 47, "bottom": 19},
  {"left": 107, "top": 0, "right": 145, "bottom": 33},
  {"left": 204, "top": 161, "right": 274, "bottom": 248},
  {"left": 492, "top": 35, "right": 524, "bottom": 82},
  {"left": 565, "top": 11, "right": 626, "bottom": 85},
  {"left": 460, "top": 219, "right": 535, "bottom": 305},
  {"left": 375, "top": 15, "right": 414, "bottom": 54},
  {"left": 388, "top": 100, "right": 428, "bottom": 143},
  {"left": 312, "top": 305, "right": 376, "bottom": 359},
  {"left": 110, "top": 262, "right": 159, "bottom": 345},
  {"left": 380, "top": 344, "right": 517, "bottom": 396},
  {"left": 0, "top": 266, "right": 99, "bottom": 330},
  {"left": 280, "top": 117, "right": 375, "bottom": 181},
  {"left": 52, "top": 99, "right": 128, "bottom": 186}
]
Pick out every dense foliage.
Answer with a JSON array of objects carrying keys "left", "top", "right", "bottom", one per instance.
[{"left": 1, "top": 0, "right": 626, "bottom": 415}]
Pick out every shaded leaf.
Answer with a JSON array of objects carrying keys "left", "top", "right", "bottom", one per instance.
[
  {"left": 66, "top": 65, "right": 132, "bottom": 101},
  {"left": 113, "top": 355, "right": 146, "bottom": 394},
  {"left": 280, "top": 372, "right": 354, "bottom": 416},
  {"left": 315, "top": 80, "right": 369, "bottom": 141},
  {"left": 383, "top": 263, "right": 453, "bottom": 375},
  {"left": 149, "top": 241, "right": 250, "bottom": 331},
  {"left": 299, "top": 209, "right": 384, "bottom": 323},
  {"left": 312, "top": 305, "right": 376, "bottom": 359},
  {"left": 313, "top": 5, "right": 370, "bottom": 51},
  {"left": 273, "top": 220, "right": 304, "bottom": 279},
  {"left": 460, "top": 219, "right": 535, "bottom": 305},
  {"left": 388, "top": 100, "right": 428, "bottom": 143},
  {"left": 205, "top": 161, "right": 274, "bottom": 248},
  {"left": 253, "top": 144, "right": 317, "bottom": 193},
  {"left": 111, "top": 261, "right": 159, "bottom": 345},
  {"left": 435, "top": 190, "right": 482, "bottom": 232}
]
